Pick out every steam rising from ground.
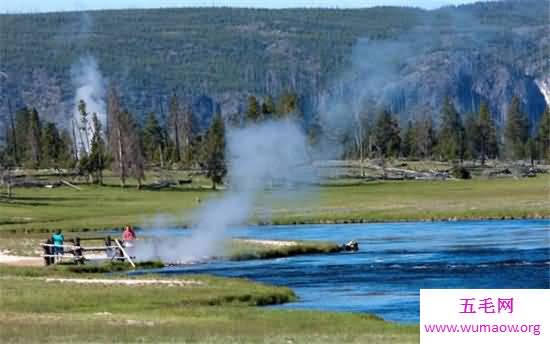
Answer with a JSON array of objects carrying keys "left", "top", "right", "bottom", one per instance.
[
  {"left": 135, "top": 120, "right": 315, "bottom": 263},
  {"left": 71, "top": 56, "right": 106, "bottom": 155},
  {"left": 70, "top": 13, "right": 105, "bottom": 156}
]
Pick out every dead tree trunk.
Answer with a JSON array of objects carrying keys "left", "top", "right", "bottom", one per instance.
[{"left": 116, "top": 125, "right": 126, "bottom": 188}]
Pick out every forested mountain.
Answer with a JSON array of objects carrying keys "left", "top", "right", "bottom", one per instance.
[{"left": 0, "top": 0, "right": 548, "bottom": 142}]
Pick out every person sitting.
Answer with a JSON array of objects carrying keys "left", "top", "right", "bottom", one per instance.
[
  {"left": 122, "top": 225, "right": 136, "bottom": 247},
  {"left": 51, "top": 229, "right": 64, "bottom": 260}
]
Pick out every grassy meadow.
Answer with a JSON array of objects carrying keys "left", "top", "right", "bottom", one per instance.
[
  {"left": 0, "top": 169, "right": 547, "bottom": 343},
  {"left": 0, "top": 265, "right": 418, "bottom": 344},
  {"left": 0, "top": 175, "right": 548, "bottom": 234}
]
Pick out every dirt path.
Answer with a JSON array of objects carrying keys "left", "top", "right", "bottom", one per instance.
[{"left": 0, "top": 251, "right": 43, "bottom": 267}]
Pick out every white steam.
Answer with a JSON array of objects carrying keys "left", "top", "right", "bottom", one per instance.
[
  {"left": 71, "top": 56, "right": 106, "bottom": 156},
  {"left": 135, "top": 120, "right": 315, "bottom": 263}
]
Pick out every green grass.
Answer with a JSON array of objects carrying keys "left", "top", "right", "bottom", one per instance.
[
  {"left": 0, "top": 175, "right": 548, "bottom": 233},
  {"left": 0, "top": 266, "right": 418, "bottom": 343},
  {"left": 228, "top": 240, "right": 342, "bottom": 261}
]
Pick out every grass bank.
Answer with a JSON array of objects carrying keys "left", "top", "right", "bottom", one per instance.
[
  {"left": 0, "top": 266, "right": 418, "bottom": 343},
  {"left": 228, "top": 239, "right": 342, "bottom": 261},
  {"left": 0, "top": 176, "right": 548, "bottom": 233},
  {"left": 0, "top": 233, "right": 343, "bottom": 262}
]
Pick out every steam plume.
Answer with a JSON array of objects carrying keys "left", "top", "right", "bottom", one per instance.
[{"left": 136, "top": 120, "right": 315, "bottom": 263}]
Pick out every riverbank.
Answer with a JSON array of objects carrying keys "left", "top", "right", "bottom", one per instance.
[
  {"left": 1, "top": 176, "right": 548, "bottom": 233},
  {"left": 0, "top": 237, "right": 345, "bottom": 266},
  {"left": 0, "top": 265, "right": 418, "bottom": 343}
]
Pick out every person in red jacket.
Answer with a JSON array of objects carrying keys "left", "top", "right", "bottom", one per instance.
[{"left": 122, "top": 225, "right": 136, "bottom": 247}]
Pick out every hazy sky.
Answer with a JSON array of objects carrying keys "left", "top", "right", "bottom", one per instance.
[{"left": 0, "top": 1, "right": 490, "bottom": 13}]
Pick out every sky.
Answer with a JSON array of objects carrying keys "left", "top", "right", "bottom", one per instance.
[{"left": 0, "top": 0, "right": 489, "bottom": 13}]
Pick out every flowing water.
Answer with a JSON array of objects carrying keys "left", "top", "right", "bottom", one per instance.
[{"left": 132, "top": 220, "right": 549, "bottom": 323}]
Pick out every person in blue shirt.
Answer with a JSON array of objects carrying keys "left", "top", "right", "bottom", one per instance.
[{"left": 51, "top": 229, "right": 64, "bottom": 257}]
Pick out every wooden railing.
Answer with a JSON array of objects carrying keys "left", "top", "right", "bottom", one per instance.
[{"left": 41, "top": 236, "right": 135, "bottom": 267}]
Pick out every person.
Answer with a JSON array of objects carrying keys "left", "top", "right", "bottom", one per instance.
[
  {"left": 122, "top": 225, "right": 136, "bottom": 247},
  {"left": 51, "top": 229, "right": 64, "bottom": 259}
]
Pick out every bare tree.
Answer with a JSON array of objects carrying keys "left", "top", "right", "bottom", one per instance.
[
  {"left": 107, "top": 85, "right": 145, "bottom": 188},
  {"left": 169, "top": 94, "right": 182, "bottom": 162},
  {"left": 107, "top": 85, "right": 127, "bottom": 187},
  {"left": 181, "top": 102, "right": 196, "bottom": 165}
]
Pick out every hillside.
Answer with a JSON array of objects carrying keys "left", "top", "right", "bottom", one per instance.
[{"left": 0, "top": 0, "right": 548, "bottom": 139}]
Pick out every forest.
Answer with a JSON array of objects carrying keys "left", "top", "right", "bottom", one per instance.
[{"left": 1, "top": 85, "right": 549, "bottom": 190}]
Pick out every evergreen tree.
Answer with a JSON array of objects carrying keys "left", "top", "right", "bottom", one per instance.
[
  {"left": 27, "top": 108, "right": 42, "bottom": 169},
  {"left": 373, "top": 109, "right": 401, "bottom": 158},
  {"left": 245, "top": 95, "right": 261, "bottom": 123},
  {"left": 169, "top": 94, "right": 182, "bottom": 162},
  {"left": 142, "top": 112, "right": 165, "bottom": 166},
  {"left": 5, "top": 106, "right": 18, "bottom": 166},
  {"left": 504, "top": 96, "right": 529, "bottom": 160},
  {"left": 10, "top": 107, "right": 31, "bottom": 165},
  {"left": 59, "top": 131, "right": 76, "bottom": 168},
  {"left": 536, "top": 107, "right": 550, "bottom": 161},
  {"left": 526, "top": 137, "right": 538, "bottom": 167},
  {"left": 261, "top": 96, "right": 275, "bottom": 119},
  {"left": 202, "top": 112, "right": 227, "bottom": 190},
  {"left": 437, "top": 97, "right": 465, "bottom": 161},
  {"left": 401, "top": 120, "right": 417, "bottom": 158},
  {"left": 276, "top": 90, "right": 301, "bottom": 120},
  {"left": 87, "top": 113, "right": 106, "bottom": 184},
  {"left": 478, "top": 102, "right": 499, "bottom": 164},
  {"left": 0, "top": 146, "right": 15, "bottom": 200},
  {"left": 40, "top": 122, "right": 65, "bottom": 168},
  {"left": 464, "top": 112, "right": 480, "bottom": 161}
]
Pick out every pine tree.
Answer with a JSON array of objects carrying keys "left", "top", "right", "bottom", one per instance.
[
  {"left": 245, "top": 95, "right": 261, "bottom": 123},
  {"left": 478, "top": 102, "right": 499, "bottom": 164},
  {"left": 261, "top": 96, "right": 275, "bottom": 119},
  {"left": 504, "top": 96, "right": 529, "bottom": 160},
  {"left": 373, "top": 109, "right": 401, "bottom": 158},
  {"left": 142, "top": 112, "right": 165, "bottom": 166},
  {"left": 536, "top": 107, "right": 550, "bottom": 161},
  {"left": 401, "top": 120, "right": 417, "bottom": 158},
  {"left": 464, "top": 112, "right": 480, "bottom": 161},
  {"left": 88, "top": 113, "right": 106, "bottom": 184},
  {"left": 6, "top": 104, "right": 18, "bottom": 166},
  {"left": 202, "top": 112, "right": 227, "bottom": 190},
  {"left": 27, "top": 108, "right": 42, "bottom": 169},
  {"left": 437, "top": 97, "right": 465, "bottom": 161},
  {"left": 276, "top": 90, "right": 301, "bottom": 120},
  {"left": 41, "top": 122, "right": 65, "bottom": 168},
  {"left": 526, "top": 137, "right": 538, "bottom": 167}
]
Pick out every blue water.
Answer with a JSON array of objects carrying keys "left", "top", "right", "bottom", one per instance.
[{"left": 133, "top": 220, "right": 549, "bottom": 323}]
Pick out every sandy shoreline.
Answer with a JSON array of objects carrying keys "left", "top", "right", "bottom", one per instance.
[
  {"left": 0, "top": 252, "right": 43, "bottom": 266},
  {"left": 0, "top": 239, "right": 300, "bottom": 267}
]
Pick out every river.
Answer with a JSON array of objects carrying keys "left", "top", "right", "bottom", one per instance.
[{"left": 132, "top": 220, "right": 549, "bottom": 323}]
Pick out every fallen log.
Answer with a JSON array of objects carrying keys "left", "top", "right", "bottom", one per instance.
[{"left": 61, "top": 179, "right": 82, "bottom": 191}]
